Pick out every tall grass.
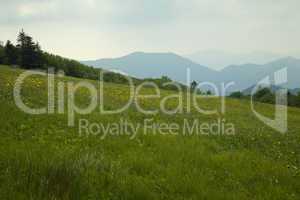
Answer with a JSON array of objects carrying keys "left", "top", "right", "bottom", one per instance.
[{"left": 0, "top": 65, "right": 299, "bottom": 199}]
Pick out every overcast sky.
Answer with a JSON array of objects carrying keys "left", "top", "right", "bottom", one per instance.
[{"left": 0, "top": 0, "right": 299, "bottom": 60}]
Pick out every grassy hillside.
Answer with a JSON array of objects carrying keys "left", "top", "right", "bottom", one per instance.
[{"left": 0, "top": 65, "right": 299, "bottom": 200}]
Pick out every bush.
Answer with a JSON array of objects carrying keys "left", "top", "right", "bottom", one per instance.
[{"left": 229, "top": 91, "right": 244, "bottom": 99}]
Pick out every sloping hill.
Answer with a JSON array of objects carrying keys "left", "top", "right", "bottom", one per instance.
[{"left": 0, "top": 65, "right": 300, "bottom": 199}]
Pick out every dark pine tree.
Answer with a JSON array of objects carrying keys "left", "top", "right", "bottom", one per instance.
[
  {"left": 32, "top": 42, "right": 44, "bottom": 69},
  {"left": 17, "top": 30, "right": 43, "bottom": 69},
  {"left": 4, "top": 40, "right": 19, "bottom": 65}
]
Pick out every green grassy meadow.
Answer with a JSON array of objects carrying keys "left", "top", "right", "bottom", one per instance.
[{"left": 0, "top": 65, "right": 299, "bottom": 199}]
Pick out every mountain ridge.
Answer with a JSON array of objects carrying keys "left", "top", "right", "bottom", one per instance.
[
  {"left": 82, "top": 53, "right": 300, "bottom": 92},
  {"left": 82, "top": 51, "right": 217, "bottom": 84}
]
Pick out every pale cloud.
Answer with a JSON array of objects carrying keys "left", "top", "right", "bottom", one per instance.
[
  {"left": 0, "top": 0, "right": 299, "bottom": 60},
  {"left": 17, "top": 1, "right": 56, "bottom": 17}
]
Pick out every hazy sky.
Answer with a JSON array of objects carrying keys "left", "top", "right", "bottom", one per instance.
[{"left": 0, "top": 0, "right": 299, "bottom": 60}]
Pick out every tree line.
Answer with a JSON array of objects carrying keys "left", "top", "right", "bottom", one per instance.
[
  {"left": 0, "top": 30, "right": 192, "bottom": 92},
  {"left": 0, "top": 30, "right": 139, "bottom": 84},
  {"left": 229, "top": 88, "right": 300, "bottom": 108},
  {"left": 0, "top": 30, "right": 44, "bottom": 69}
]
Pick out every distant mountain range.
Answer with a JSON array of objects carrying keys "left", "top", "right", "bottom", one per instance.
[
  {"left": 82, "top": 52, "right": 300, "bottom": 93},
  {"left": 242, "top": 85, "right": 300, "bottom": 96},
  {"left": 219, "top": 57, "right": 300, "bottom": 92},
  {"left": 242, "top": 85, "right": 283, "bottom": 96},
  {"left": 186, "top": 50, "right": 282, "bottom": 71},
  {"left": 291, "top": 88, "right": 300, "bottom": 95}
]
